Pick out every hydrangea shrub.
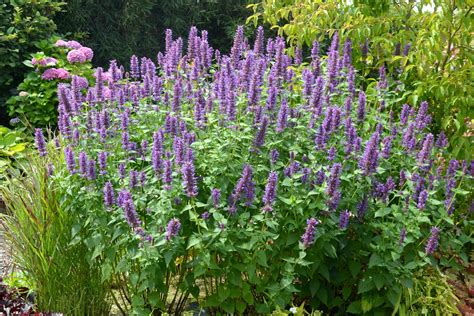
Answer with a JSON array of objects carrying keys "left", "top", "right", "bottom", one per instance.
[
  {"left": 7, "top": 38, "right": 95, "bottom": 126},
  {"left": 40, "top": 26, "right": 472, "bottom": 314}
]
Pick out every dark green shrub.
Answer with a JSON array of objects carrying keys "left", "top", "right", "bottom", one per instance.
[{"left": 0, "top": 0, "right": 64, "bottom": 124}]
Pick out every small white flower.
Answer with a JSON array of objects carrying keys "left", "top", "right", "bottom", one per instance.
[
  {"left": 19, "top": 91, "right": 29, "bottom": 97},
  {"left": 289, "top": 307, "right": 298, "bottom": 314}
]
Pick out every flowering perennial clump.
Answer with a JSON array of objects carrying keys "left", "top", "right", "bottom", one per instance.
[{"left": 38, "top": 26, "right": 472, "bottom": 314}]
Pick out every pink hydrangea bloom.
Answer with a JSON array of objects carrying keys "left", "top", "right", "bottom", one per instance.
[
  {"left": 67, "top": 49, "right": 87, "bottom": 63},
  {"left": 41, "top": 68, "right": 70, "bottom": 80},
  {"left": 78, "top": 47, "right": 93, "bottom": 61},
  {"left": 55, "top": 39, "right": 68, "bottom": 47},
  {"left": 55, "top": 68, "right": 70, "bottom": 80},
  {"left": 66, "top": 40, "right": 82, "bottom": 49},
  {"left": 32, "top": 57, "right": 57, "bottom": 67},
  {"left": 41, "top": 68, "right": 58, "bottom": 80},
  {"left": 44, "top": 57, "right": 58, "bottom": 66}
]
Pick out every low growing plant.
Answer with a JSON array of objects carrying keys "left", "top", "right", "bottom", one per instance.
[{"left": 24, "top": 27, "right": 473, "bottom": 314}]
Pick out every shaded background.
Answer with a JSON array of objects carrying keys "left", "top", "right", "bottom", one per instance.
[{"left": 54, "top": 0, "right": 255, "bottom": 66}]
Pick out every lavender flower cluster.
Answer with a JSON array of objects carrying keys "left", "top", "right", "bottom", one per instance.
[{"left": 43, "top": 26, "right": 472, "bottom": 252}]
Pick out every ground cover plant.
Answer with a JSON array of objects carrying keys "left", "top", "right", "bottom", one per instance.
[{"left": 5, "top": 26, "right": 473, "bottom": 315}]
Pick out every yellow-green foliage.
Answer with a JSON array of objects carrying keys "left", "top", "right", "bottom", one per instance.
[{"left": 248, "top": 0, "right": 473, "bottom": 158}]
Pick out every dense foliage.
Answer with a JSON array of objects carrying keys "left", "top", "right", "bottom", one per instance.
[
  {"left": 5, "top": 27, "right": 470, "bottom": 315},
  {"left": 0, "top": 124, "right": 28, "bottom": 181},
  {"left": 6, "top": 38, "right": 94, "bottom": 127},
  {"left": 54, "top": 0, "right": 254, "bottom": 66},
  {"left": 248, "top": 0, "right": 474, "bottom": 158},
  {"left": 0, "top": 0, "right": 64, "bottom": 124}
]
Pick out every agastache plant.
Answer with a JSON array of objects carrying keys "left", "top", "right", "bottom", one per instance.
[{"left": 43, "top": 25, "right": 472, "bottom": 315}]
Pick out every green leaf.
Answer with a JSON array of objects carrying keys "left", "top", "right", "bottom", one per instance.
[
  {"left": 316, "top": 287, "right": 328, "bottom": 305},
  {"left": 310, "top": 279, "right": 320, "bottom": 297},
  {"left": 349, "top": 260, "right": 361, "bottom": 277},
  {"left": 164, "top": 251, "right": 174, "bottom": 267},
  {"left": 373, "top": 274, "right": 385, "bottom": 290},
  {"left": 187, "top": 235, "right": 201, "bottom": 249},
  {"left": 374, "top": 207, "right": 391, "bottom": 218},
  {"left": 387, "top": 288, "right": 401, "bottom": 306},
  {"left": 342, "top": 286, "right": 352, "bottom": 300},
  {"left": 324, "top": 243, "right": 337, "bottom": 258},
  {"left": 368, "top": 254, "right": 383, "bottom": 268},
  {"left": 148, "top": 291, "right": 161, "bottom": 307},
  {"left": 358, "top": 278, "right": 374, "bottom": 294},
  {"left": 347, "top": 301, "right": 362, "bottom": 314},
  {"left": 256, "top": 251, "right": 268, "bottom": 267},
  {"left": 235, "top": 300, "right": 246, "bottom": 314},
  {"left": 243, "top": 284, "right": 254, "bottom": 305},
  {"left": 319, "top": 264, "right": 330, "bottom": 281}
]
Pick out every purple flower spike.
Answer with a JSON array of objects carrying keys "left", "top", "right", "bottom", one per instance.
[
  {"left": 254, "top": 115, "right": 269, "bottom": 148},
  {"left": 87, "top": 159, "right": 96, "bottom": 180},
  {"left": 326, "top": 163, "right": 342, "bottom": 198},
  {"left": 103, "top": 181, "right": 115, "bottom": 208},
  {"left": 118, "top": 163, "right": 126, "bottom": 180},
  {"left": 262, "top": 171, "right": 278, "bottom": 212},
  {"left": 201, "top": 212, "right": 210, "bottom": 220},
  {"left": 211, "top": 188, "right": 221, "bottom": 208},
  {"left": 229, "top": 164, "right": 254, "bottom": 213},
  {"left": 377, "top": 65, "right": 388, "bottom": 90},
  {"left": 417, "top": 190, "right": 428, "bottom": 210},
  {"left": 165, "top": 218, "right": 181, "bottom": 240},
  {"left": 339, "top": 210, "right": 350, "bottom": 229},
  {"left": 130, "top": 55, "right": 139, "bottom": 79},
  {"left": 358, "top": 132, "right": 380, "bottom": 175},
  {"left": 35, "top": 128, "right": 47, "bottom": 157},
  {"left": 425, "top": 227, "right": 440, "bottom": 255},
  {"left": 436, "top": 131, "right": 448, "bottom": 149},
  {"left": 98, "top": 152, "right": 107, "bottom": 175},
  {"left": 381, "top": 136, "right": 393, "bottom": 159},
  {"left": 357, "top": 195, "right": 369, "bottom": 219},
  {"left": 123, "top": 197, "right": 142, "bottom": 228},
  {"left": 122, "top": 131, "right": 130, "bottom": 151},
  {"left": 357, "top": 91, "right": 366, "bottom": 122},
  {"left": 182, "top": 161, "right": 198, "bottom": 197},
  {"left": 417, "top": 133, "right": 434, "bottom": 166},
  {"left": 152, "top": 131, "right": 163, "bottom": 174},
  {"left": 270, "top": 149, "right": 279, "bottom": 164},
  {"left": 78, "top": 151, "right": 88, "bottom": 177},
  {"left": 328, "top": 146, "right": 336, "bottom": 161},
  {"left": 301, "top": 218, "right": 319, "bottom": 248}
]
